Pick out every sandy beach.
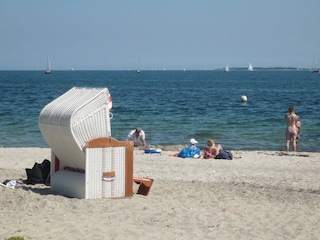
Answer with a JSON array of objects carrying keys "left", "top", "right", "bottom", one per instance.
[{"left": 1, "top": 147, "right": 320, "bottom": 240}]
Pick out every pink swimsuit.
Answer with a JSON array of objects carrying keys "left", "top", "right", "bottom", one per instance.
[
  {"left": 286, "top": 126, "right": 297, "bottom": 137},
  {"left": 286, "top": 113, "right": 298, "bottom": 138}
]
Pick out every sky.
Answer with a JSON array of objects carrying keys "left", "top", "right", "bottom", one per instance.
[{"left": 1, "top": 0, "right": 320, "bottom": 70}]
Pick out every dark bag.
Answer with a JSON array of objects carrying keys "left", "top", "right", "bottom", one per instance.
[
  {"left": 25, "top": 159, "right": 51, "bottom": 185},
  {"left": 215, "top": 150, "right": 233, "bottom": 160}
]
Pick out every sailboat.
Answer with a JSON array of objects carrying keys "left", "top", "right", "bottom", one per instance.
[
  {"left": 248, "top": 63, "right": 253, "bottom": 71},
  {"left": 310, "top": 55, "right": 319, "bottom": 73},
  {"left": 44, "top": 56, "right": 51, "bottom": 74},
  {"left": 225, "top": 65, "right": 230, "bottom": 72}
]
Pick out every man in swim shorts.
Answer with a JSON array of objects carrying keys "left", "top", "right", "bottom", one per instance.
[{"left": 285, "top": 106, "right": 299, "bottom": 151}]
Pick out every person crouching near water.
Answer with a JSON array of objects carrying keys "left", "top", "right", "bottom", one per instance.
[
  {"left": 285, "top": 106, "right": 299, "bottom": 151},
  {"left": 126, "top": 127, "right": 146, "bottom": 147},
  {"left": 203, "top": 139, "right": 223, "bottom": 159}
]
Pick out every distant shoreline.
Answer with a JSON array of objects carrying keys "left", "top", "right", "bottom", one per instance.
[{"left": 0, "top": 67, "right": 311, "bottom": 71}]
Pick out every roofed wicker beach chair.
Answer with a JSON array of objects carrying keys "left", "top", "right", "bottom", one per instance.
[{"left": 39, "top": 87, "right": 134, "bottom": 199}]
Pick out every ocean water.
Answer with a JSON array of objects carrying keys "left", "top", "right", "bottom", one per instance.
[{"left": 0, "top": 70, "right": 319, "bottom": 152}]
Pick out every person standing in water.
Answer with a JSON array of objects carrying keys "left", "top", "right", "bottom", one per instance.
[
  {"left": 285, "top": 106, "right": 299, "bottom": 151},
  {"left": 296, "top": 114, "right": 302, "bottom": 140}
]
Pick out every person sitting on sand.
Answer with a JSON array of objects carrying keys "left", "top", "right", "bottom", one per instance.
[
  {"left": 203, "top": 139, "right": 223, "bottom": 159},
  {"left": 188, "top": 138, "right": 201, "bottom": 157},
  {"left": 175, "top": 138, "right": 201, "bottom": 158}
]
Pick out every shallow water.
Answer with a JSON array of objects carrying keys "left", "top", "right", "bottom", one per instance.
[{"left": 0, "top": 70, "right": 319, "bottom": 151}]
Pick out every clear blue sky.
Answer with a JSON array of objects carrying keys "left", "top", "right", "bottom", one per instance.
[{"left": 1, "top": 0, "right": 320, "bottom": 70}]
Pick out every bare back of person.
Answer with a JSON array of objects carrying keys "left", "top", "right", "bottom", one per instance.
[{"left": 286, "top": 113, "right": 297, "bottom": 133}]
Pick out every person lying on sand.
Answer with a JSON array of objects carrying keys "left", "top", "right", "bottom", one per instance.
[{"left": 203, "top": 139, "right": 223, "bottom": 159}]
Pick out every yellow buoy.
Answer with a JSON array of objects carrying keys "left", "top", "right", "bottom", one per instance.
[{"left": 241, "top": 95, "right": 247, "bottom": 102}]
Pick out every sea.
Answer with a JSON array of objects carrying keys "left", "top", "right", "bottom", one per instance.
[{"left": 0, "top": 69, "right": 319, "bottom": 152}]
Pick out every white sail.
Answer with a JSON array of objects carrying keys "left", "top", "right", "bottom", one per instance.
[
  {"left": 248, "top": 63, "right": 253, "bottom": 71},
  {"left": 225, "top": 65, "right": 230, "bottom": 72},
  {"left": 44, "top": 56, "right": 51, "bottom": 74},
  {"left": 310, "top": 55, "right": 320, "bottom": 72}
]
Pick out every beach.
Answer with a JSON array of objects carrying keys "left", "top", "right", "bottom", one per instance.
[{"left": 1, "top": 147, "right": 320, "bottom": 239}]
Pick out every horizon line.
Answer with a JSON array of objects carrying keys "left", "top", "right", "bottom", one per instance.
[{"left": 0, "top": 67, "right": 312, "bottom": 71}]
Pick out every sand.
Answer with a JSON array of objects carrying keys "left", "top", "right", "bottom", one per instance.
[{"left": 1, "top": 147, "right": 320, "bottom": 240}]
